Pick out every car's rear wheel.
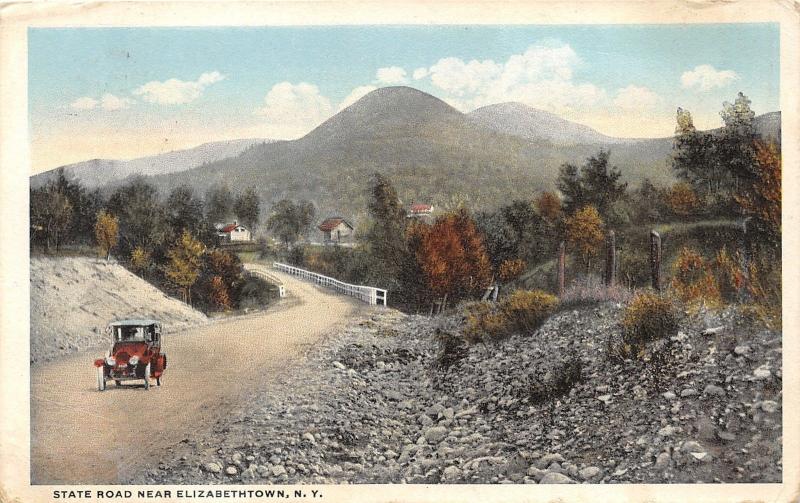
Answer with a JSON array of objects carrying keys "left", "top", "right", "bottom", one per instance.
[
  {"left": 96, "top": 367, "right": 106, "bottom": 392},
  {"left": 115, "top": 380, "right": 122, "bottom": 386},
  {"left": 143, "top": 363, "right": 151, "bottom": 390}
]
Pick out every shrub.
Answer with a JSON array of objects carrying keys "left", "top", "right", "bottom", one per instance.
[
  {"left": 498, "top": 258, "right": 526, "bottom": 283},
  {"left": 714, "top": 247, "right": 746, "bottom": 302},
  {"left": 670, "top": 246, "right": 721, "bottom": 309},
  {"left": 462, "top": 301, "right": 510, "bottom": 343},
  {"left": 528, "top": 357, "right": 584, "bottom": 404},
  {"left": 501, "top": 289, "right": 559, "bottom": 334},
  {"left": 622, "top": 292, "right": 678, "bottom": 349},
  {"left": 287, "top": 245, "right": 306, "bottom": 267}
]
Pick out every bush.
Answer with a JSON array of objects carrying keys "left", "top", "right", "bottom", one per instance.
[
  {"left": 528, "top": 357, "right": 584, "bottom": 403},
  {"left": 434, "top": 328, "right": 469, "bottom": 369},
  {"left": 670, "top": 246, "right": 721, "bottom": 309},
  {"left": 462, "top": 301, "right": 511, "bottom": 343},
  {"left": 622, "top": 292, "right": 678, "bottom": 349},
  {"left": 287, "top": 246, "right": 306, "bottom": 267},
  {"left": 238, "top": 276, "right": 278, "bottom": 310},
  {"left": 501, "top": 290, "right": 559, "bottom": 334},
  {"left": 559, "top": 275, "right": 633, "bottom": 309}
]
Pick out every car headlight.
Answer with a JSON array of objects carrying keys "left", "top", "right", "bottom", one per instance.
[
  {"left": 105, "top": 356, "right": 116, "bottom": 366},
  {"left": 129, "top": 355, "right": 139, "bottom": 365}
]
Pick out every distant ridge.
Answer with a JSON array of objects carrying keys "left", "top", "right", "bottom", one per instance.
[{"left": 31, "top": 138, "right": 273, "bottom": 189}]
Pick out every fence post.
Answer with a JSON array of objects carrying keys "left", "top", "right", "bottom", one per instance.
[
  {"left": 650, "top": 230, "right": 662, "bottom": 291},
  {"left": 604, "top": 230, "right": 616, "bottom": 287},
  {"left": 557, "top": 241, "right": 566, "bottom": 297}
]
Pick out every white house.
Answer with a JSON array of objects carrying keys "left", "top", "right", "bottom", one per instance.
[
  {"left": 217, "top": 221, "right": 252, "bottom": 242},
  {"left": 318, "top": 217, "right": 354, "bottom": 244}
]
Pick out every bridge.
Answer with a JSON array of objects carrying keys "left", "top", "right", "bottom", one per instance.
[{"left": 272, "top": 262, "right": 387, "bottom": 306}]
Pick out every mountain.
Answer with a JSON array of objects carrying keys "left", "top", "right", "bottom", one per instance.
[
  {"left": 468, "top": 102, "right": 631, "bottom": 145},
  {"left": 35, "top": 87, "right": 780, "bottom": 223},
  {"left": 31, "top": 138, "right": 273, "bottom": 189}
]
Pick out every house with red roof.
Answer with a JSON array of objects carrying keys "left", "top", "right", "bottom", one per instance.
[
  {"left": 318, "top": 217, "right": 354, "bottom": 244},
  {"left": 407, "top": 203, "right": 434, "bottom": 223},
  {"left": 216, "top": 221, "right": 252, "bottom": 242}
]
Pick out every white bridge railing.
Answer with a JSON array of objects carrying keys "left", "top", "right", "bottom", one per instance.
[
  {"left": 244, "top": 266, "right": 286, "bottom": 297},
  {"left": 273, "top": 262, "right": 387, "bottom": 306}
]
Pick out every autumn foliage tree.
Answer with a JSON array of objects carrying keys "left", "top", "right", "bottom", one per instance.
[
  {"left": 165, "top": 230, "right": 205, "bottom": 304},
  {"left": 666, "top": 182, "right": 700, "bottom": 218},
  {"left": 735, "top": 140, "right": 781, "bottom": 250},
  {"left": 209, "top": 276, "right": 232, "bottom": 310},
  {"left": 130, "top": 246, "right": 151, "bottom": 276},
  {"left": 565, "top": 206, "right": 605, "bottom": 274},
  {"left": 416, "top": 209, "right": 491, "bottom": 307},
  {"left": 535, "top": 191, "right": 562, "bottom": 222},
  {"left": 94, "top": 210, "right": 119, "bottom": 261}
]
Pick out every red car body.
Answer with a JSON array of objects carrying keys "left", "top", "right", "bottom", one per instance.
[{"left": 93, "top": 319, "right": 167, "bottom": 391}]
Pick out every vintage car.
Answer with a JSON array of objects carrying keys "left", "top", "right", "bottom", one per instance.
[{"left": 93, "top": 319, "right": 167, "bottom": 391}]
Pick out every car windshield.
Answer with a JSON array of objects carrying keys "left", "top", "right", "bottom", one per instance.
[{"left": 113, "top": 326, "right": 149, "bottom": 342}]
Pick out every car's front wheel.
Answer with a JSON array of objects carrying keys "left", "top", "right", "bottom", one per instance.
[
  {"left": 96, "top": 367, "right": 106, "bottom": 392},
  {"left": 143, "top": 363, "right": 151, "bottom": 390}
]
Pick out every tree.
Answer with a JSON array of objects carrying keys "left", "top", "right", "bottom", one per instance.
[
  {"left": 475, "top": 210, "right": 518, "bottom": 271},
  {"left": 666, "top": 182, "right": 700, "bottom": 218},
  {"left": 267, "top": 199, "right": 315, "bottom": 248},
  {"left": 94, "top": 210, "right": 119, "bottom": 261},
  {"left": 565, "top": 206, "right": 605, "bottom": 274},
  {"left": 208, "top": 276, "right": 232, "bottom": 311},
  {"left": 30, "top": 184, "right": 73, "bottom": 252},
  {"left": 366, "top": 173, "right": 408, "bottom": 274},
  {"left": 735, "top": 140, "right": 781, "bottom": 251},
  {"left": 166, "top": 185, "right": 205, "bottom": 237},
  {"left": 205, "top": 183, "right": 234, "bottom": 224},
  {"left": 558, "top": 151, "right": 627, "bottom": 218},
  {"left": 234, "top": 188, "right": 261, "bottom": 232},
  {"left": 165, "top": 230, "right": 205, "bottom": 304},
  {"left": 130, "top": 246, "right": 151, "bottom": 276},
  {"left": 416, "top": 209, "right": 492, "bottom": 306},
  {"left": 106, "top": 178, "right": 168, "bottom": 256},
  {"left": 535, "top": 191, "right": 562, "bottom": 222}
]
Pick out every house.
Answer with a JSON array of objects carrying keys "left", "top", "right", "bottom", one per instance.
[
  {"left": 216, "top": 221, "right": 252, "bottom": 242},
  {"left": 318, "top": 217, "right": 354, "bottom": 244},
  {"left": 407, "top": 203, "right": 434, "bottom": 223}
]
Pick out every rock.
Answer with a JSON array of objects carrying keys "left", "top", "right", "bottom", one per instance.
[
  {"left": 701, "top": 326, "right": 724, "bottom": 336},
  {"left": 579, "top": 466, "right": 602, "bottom": 480},
  {"left": 753, "top": 367, "right": 772, "bottom": 380},
  {"left": 539, "top": 472, "right": 576, "bottom": 484},
  {"left": 662, "top": 391, "right": 677, "bottom": 400},
  {"left": 681, "top": 441, "right": 704, "bottom": 453},
  {"left": 689, "top": 452, "right": 709, "bottom": 461},
  {"left": 203, "top": 462, "right": 222, "bottom": 474},
  {"left": 225, "top": 466, "right": 238, "bottom": 476},
  {"left": 536, "top": 453, "right": 566, "bottom": 470},
  {"left": 442, "top": 466, "right": 462, "bottom": 481},
  {"left": 597, "top": 394, "right": 613, "bottom": 404},
  {"left": 332, "top": 361, "right": 346, "bottom": 370},
  {"left": 654, "top": 452, "right": 671, "bottom": 470},
  {"left": 658, "top": 425, "right": 678, "bottom": 437},
  {"left": 303, "top": 432, "right": 316, "bottom": 444},
  {"left": 734, "top": 345, "right": 751, "bottom": 355},
  {"left": 716, "top": 431, "right": 736, "bottom": 441},
  {"left": 526, "top": 466, "right": 547, "bottom": 482},
  {"left": 271, "top": 465, "right": 287, "bottom": 477},
  {"left": 761, "top": 400, "right": 779, "bottom": 413},
  {"left": 424, "top": 426, "right": 448, "bottom": 444},
  {"left": 680, "top": 388, "right": 698, "bottom": 398},
  {"left": 703, "top": 384, "right": 725, "bottom": 396}
]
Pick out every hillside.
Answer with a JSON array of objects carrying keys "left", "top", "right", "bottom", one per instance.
[
  {"left": 132, "top": 304, "right": 781, "bottom": 484},
  {"left": 31, "top": 138, "right": 272, "bottom": 190},
  {"left": 30, "top": 257, "right": 208, "bottom": 364},
  {"left": 468, "top": 102, "right": 631, "bottom": 145},
  {"left": 125, "top": 87, "right": 675, "bottom": 220}
]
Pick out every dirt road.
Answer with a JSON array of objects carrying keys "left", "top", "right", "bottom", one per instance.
[{"left": 30, "top": 266, "right": 364, "bottom": 484}]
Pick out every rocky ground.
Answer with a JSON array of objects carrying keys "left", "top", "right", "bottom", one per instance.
[
  {"left": 131, "top": 302, "right": 781, "bottom": 484},
  {"left": 31, "top": 257, "right": 208, "bottom": 364}
]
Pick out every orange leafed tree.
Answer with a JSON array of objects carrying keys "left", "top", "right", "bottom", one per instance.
[
  {"left": 735, "top": 140, "right": 781, "bottom": 248},
  {"left": 209, "top": 275, "right": 232, "bottom": 310},
  {"left": 666, "top": 182, "right": 700, "bottom": 217},
  {"left": 565, "top": 205, "right": 605, "bottom": 274},
  {"left": 535, "top": 191, "right": 562, "bottom": 222},
  {"left": 416, "top": 209, "right": 491, "bottom": 304}
]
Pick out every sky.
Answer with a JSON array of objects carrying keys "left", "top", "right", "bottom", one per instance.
[{"left": 28, "top": 24, "right": 779, "bottom": 172}]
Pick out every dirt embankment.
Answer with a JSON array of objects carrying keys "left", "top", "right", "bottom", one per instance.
[{"left": 30, "top": 257, "right": 208, "bottom": 364}]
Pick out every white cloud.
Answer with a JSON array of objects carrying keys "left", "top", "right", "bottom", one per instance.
[
  {"left": 680, "top": 64, "right": 738, "bottom": 92},
  {"left": 613, "top": 85, "right": 660, "bottom": 110},
  {"left": 412, "top": 67, "right": 429, "bottom": 80},
  {"left": 100, "top": 93, "right": 134, "bottom": 111},
  {"left": 70, "top": 97, "right": 98, "bottom": 110},
  {"left": 133, "top": 71, "right": 226, "bottom": 104},
  {"left": 415, "top": 42, "right": 607, "bottom": 114},
  {"left": 376, "top": 66, "right": 408, "bottom": 85},
  {"left": 338, "top": 85, "right": 377, "bottom": 111},
  {"left": 255, "top": 82, "right": 333, "bottom": 138}
]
